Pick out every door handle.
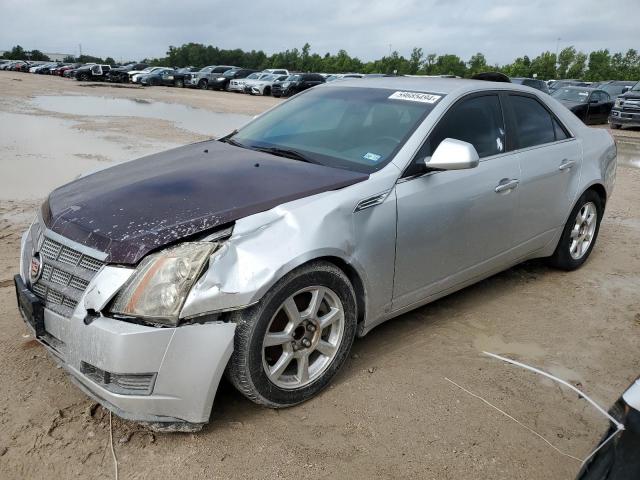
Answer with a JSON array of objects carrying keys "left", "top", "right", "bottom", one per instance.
[
  {"left": 558, "top": 159, "right": 577, "bottom": 171},
  {"left": 494, "top": 179, "right": 520, "bottom": 193}
]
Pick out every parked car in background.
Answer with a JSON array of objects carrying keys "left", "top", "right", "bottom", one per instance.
[
  {"left": 271, "top": 73, "right": 325, "bottom": 97},
  {"left": 247, "top": 74, "right": 289, "bottom": 96},
  {"left": 188, "top": 65, "right": 236, "bottom": 89},
  {"left": 262, "top": 68, "right": 290, "bottom": 76},
  {"left": 594, "top": 80, "right": 637, "bottom": 99},
  {"left": 75, "top": 64, "right": 112, "bottom": 81},
  {"left": 163, "top": 67, "right": 199, "bottom": 87},
  {"left": 107, "top": 63, "right": 149, "bottom": 83},
  {"left": 209, "top": 68, "right": 258, "bottom": 91},
  {"left": 609, "top": 80, "right": 640, "bottom": 129},
  {"left": 232, "top": 72, "right": 270, "bottom": 93},
  {"left": 549, "top": 79, "right": 590, "bottom": 93},
  {"left": 140, "top": 68, "right": 175, "bottom": 86},
  {"left": 552, "top": 86, "right": 613, "bottom": 124},
  {"left": 14, "top": 78, "right": 615, "bottom": 431},
  {"left": 326, "top": 73, "right": 365, "bottom": 82},
  {"left": 12, "top": 61, "right": 30, "bottom": 72},
  {"left": 510, "top": 77, "right": 550, "bottom": 94},
  {"left": 131, "top": 67, "right": 165, "bottom": 84}
]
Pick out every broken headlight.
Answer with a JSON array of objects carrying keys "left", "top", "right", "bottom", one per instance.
[{"left": 110, "top": 242, "right": 216, "bottom": 326}]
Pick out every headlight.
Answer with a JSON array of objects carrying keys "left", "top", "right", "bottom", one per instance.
[
  {"left": 282, "top": 82, "right": 290, "bottom": 87},
  {"left": 614, "top": 98, "right": 623, "bottom": 108},
  {"left": 217, "top": 77, "right": 226, "bottom": 81},
  {"left": 110, "top": 242, "right": 216, "bottom": 325}
]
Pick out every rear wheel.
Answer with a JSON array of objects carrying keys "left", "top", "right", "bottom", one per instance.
[
  {"left": 175, "top": 79, "right": 184, "bottom": 88},
  {"left": 547, "top": 190, "right": 603, "bottom": 270},
  {"left": 198, "top": 79, "right": 208, "bottom": 89},
  {"left": 227, "top": 261, "right": 357, "bottom": 407}
]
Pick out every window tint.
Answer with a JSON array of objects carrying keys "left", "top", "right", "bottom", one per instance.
[
  {"left": 419, "top": 94, "right": 505, "bottom": 160},
  {"left": 510, "top": 95, "right": 556, "bottom": 148}
]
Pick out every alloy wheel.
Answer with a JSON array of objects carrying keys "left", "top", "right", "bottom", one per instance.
[
  {"left": 262, "top": 286, "right": 345, "bottom": 389},
  {"left": 569, "top": 201, "right": 597, "bottom": 260}
]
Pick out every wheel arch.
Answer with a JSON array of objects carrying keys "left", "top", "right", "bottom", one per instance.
[
  {"left": 585, "top": 183, "right": 607, "bottom": 210},
  {"left": 307, "top": 256, "right": 366, "bottom": 328}
]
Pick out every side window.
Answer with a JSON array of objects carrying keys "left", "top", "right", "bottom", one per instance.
[
  {"left": 418, "top": 94, "right": 505, "bottom": 160},
  {"left": 510, "top": 95, "right": 556, "bottom": 149},
  {"left": 552, "top": 118, "right": 569, "bottom": 141}
]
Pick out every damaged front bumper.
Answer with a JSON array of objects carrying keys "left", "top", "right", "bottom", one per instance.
[{"left": 16, "top": 226, "right": 236, "bottom": 430}]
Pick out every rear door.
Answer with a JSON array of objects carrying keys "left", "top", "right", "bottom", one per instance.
[{"left": 505, "top": 93, "right": 582, "bottom": 253}]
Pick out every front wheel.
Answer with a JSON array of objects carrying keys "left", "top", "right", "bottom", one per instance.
[
  {"left": 547, "top": 190, "right": 603, "bottom": 270},
  {"left": 175, "top": 79, "right": 184, "bottom": 88},
  {"left": 227, "top": 261, "right": 357, "bottom": 408},
  {"left": 198, "top": 79, "right": 208, "bottom": 89}
]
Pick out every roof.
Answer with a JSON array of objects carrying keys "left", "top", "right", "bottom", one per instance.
[{"left": 326, "top": 76, "right": 540, "bottom": 97}]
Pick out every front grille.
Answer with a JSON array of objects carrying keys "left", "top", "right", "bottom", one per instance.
[{"left": 31, "top": 230, "right": 106, "bottom": 317}]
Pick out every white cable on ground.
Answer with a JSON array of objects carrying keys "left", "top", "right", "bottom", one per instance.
[
  {"left": 444, "top": 377, "right": 584, "bottom": 463},
  {"left": 476, "top": 351, "right": 625, "bottom": 464},
  {"left": 109, "top": 411, "right": 119, "bottom": 480}
]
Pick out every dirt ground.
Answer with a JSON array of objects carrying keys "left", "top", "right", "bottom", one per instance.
[{"left": 1, "top": 72, "right": 639, "bottom": 479}]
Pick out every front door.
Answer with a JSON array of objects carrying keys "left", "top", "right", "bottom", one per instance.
[{"left": 393, "top": 93, "right": 520, "bottom": 311}]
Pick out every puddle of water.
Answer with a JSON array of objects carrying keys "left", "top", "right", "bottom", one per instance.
[
  {"left": 0, "top": 112, "right": 177, "bottom": 200},
  {"left": 32, "top": 95, "right": 251, "bottom": 137},
  {"left": 616, "top": 139, "right": 640, "bottom": 169}
]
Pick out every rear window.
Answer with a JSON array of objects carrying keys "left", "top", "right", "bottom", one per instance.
[{"left": 509, "top": 95, "right": 557, "bottom": 148}]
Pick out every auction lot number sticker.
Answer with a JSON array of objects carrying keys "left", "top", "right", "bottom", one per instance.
[{"left": 389, "top": 91, "right": 442, "bottom": 103}]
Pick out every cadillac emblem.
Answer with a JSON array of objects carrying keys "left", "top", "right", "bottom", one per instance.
[{"left": 29, "top": 253, "right": 43, "bottom": 284}]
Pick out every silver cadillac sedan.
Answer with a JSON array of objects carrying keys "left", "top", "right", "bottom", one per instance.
[{"left": 15, "top": 77, "right": 616, "bottom": 431}]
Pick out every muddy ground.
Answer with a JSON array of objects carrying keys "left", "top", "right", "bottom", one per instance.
[{"left": 1, "top": 72, "right": 639, "bottom": 479}]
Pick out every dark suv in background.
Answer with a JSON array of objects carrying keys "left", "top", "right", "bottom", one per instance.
[
  {"left": 609, "top": 80, "right": 640, "bottom": 129},
  {"left": 108, "top": 63, "right": 149, "bottom": 83},
  {"left": 271, "top": 73, "right": 326, "bottom": 97},
  {"left": 209, "top": 68, "right": 258, "bottom": 91}
]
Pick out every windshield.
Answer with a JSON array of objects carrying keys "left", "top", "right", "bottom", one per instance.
[
  {"left": 632, "top": 81, "right": 640, "bottom": 92},
  {"left": 223, "top": 69, "right": 239, "bottom": 77},
  {"left": 246, "top": 73, "right": 260, "bottom": 79},
  {"left": 552, "top": 87, "right": 591, "bottom": 103},
  {"left": 228, "top": 86, "right": 443, "bottom": 173}
]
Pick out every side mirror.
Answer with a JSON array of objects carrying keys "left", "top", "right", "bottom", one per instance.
[
  {"left": 622, "top": 87, "right": 630, "bottom": 94},
  {"left": 424, "top": 138, "right": 480, "bottom": 171}
]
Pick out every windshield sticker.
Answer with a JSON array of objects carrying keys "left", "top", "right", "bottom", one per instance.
[
  {"left": 363, "top": 152, "right": 382, "bottom": 162},
  {"left": 389, "top": 91, "right": 442, "bottom": 104}
]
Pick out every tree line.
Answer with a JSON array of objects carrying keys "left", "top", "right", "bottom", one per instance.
[{"left": 4, "top": 43, "right": 639, "bottom": 81}]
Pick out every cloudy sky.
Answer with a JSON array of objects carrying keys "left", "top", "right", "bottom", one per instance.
[{"left": 1, "top": 0, "right": 638, "bottom": 64}]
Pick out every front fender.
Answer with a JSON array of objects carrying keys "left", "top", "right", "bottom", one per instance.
[{"left": 179, "top": 195, "right": 369, "bottom": 319}]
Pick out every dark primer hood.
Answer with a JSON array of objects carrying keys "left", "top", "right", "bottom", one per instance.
[{"left": 43, "top": 140, "right": 369, "bottom": 264}]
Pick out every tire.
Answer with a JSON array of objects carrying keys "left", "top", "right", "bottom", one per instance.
[
  {"left": 610, "top": 123, "right": 621, "bottom": 130},
  {"left": 175, "top": 79, "right": 184, "bottom": 88},
  {"left": 547, "top": 190, "right": 603, "bottom": 271},
  {"left": 227, "top": 261, "right": 357, "bottom": 408},
  {"left": 198, "top": 79, "right": 208, "bottom": 90}
]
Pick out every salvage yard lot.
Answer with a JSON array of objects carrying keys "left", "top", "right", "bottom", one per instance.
[{"left": 1, "top": 72, "right": 639, "bottom": 479}]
